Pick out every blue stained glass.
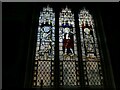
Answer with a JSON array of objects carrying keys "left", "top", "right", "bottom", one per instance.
[
  {"left": 44, "top": 26, "right": 50, "bottom": 32},
  {"left": 62, "top": 23, "right": 72, "bottom": 28}
]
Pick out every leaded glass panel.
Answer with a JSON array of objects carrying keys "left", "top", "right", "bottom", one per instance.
[
  {"left": 78, "top": 8, "right": 103, "bottom": 86},
  {"left": 33, "top": 6, "right": 55, "bottom": 87}
]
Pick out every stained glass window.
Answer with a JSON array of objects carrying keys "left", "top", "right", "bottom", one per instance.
[
  {"left": 78, "top": 8, "right": 103, "bottom": 86},
  {"left": 59, "top": 7, "right": 80, "bottom": 86},
  {"left": 33, "top": 6, "right": 55, "bottom": 87},
  {"left": 32, "top": 5, "right": 105, "bottom": 88}
]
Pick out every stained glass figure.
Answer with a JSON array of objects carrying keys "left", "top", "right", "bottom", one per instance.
[
  {"left": 59, "top": 7, "right": 80, "bottom": 86},
  {"left": 78, "top": 8, "right": 103, "bottom": 86},
  {"left": 33, "top": 6, "right": 55, "bottom": 87}
]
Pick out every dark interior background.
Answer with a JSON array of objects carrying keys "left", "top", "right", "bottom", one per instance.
[{"left": 2, "top": 2, "right": 120, "bottom": 89}]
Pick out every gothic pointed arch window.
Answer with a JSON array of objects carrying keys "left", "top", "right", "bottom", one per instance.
[
  {"left": 78, "top": 8, "right": 103, "bottom": 86},
  {"left": 29, "top": 4, "right": 115, "bottom": 89},
  {"left": 33, "top": 6, "right": 55, "bottom": 87},
  {"left": 59, "top": 7, "right": 80, "bottom": 86}
]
